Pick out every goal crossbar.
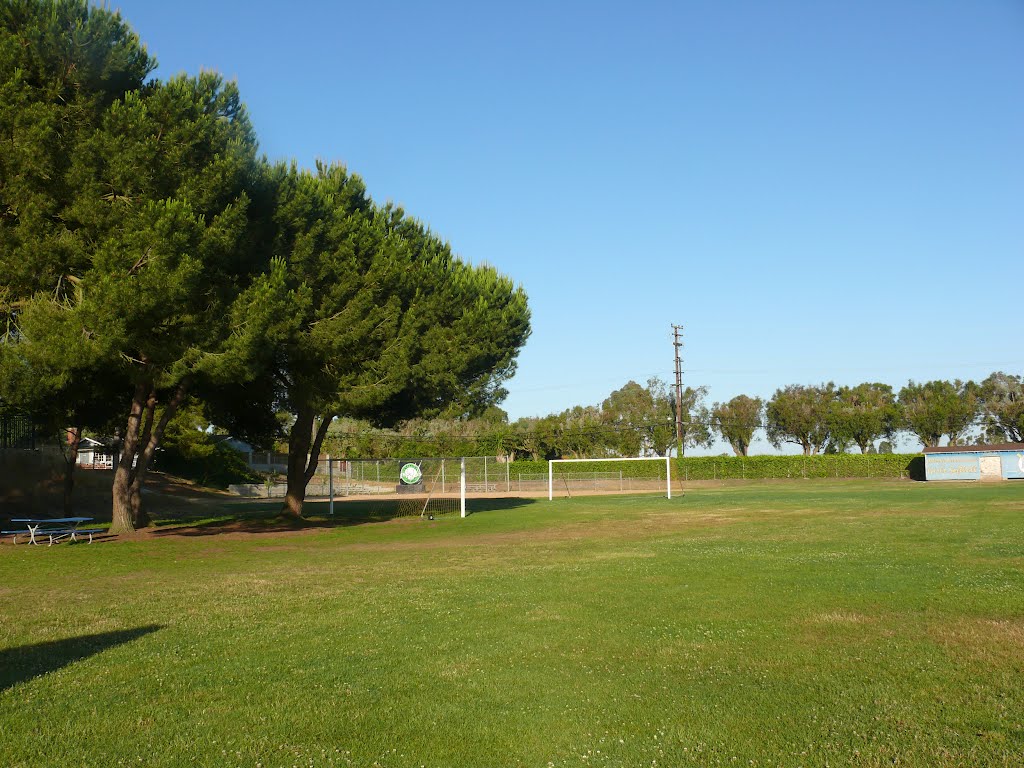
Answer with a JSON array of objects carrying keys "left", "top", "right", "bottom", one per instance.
[{"left": 548, "top": 456, "right": 672, "bottom": 500}]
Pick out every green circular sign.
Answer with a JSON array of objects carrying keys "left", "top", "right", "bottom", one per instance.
[{"left": 400, "top": 463, "right": 422, "bottom": 485}]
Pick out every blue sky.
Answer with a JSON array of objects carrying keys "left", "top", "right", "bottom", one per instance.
[{"left": 112, "top": 1, "right": 1023, "bottom": 452}]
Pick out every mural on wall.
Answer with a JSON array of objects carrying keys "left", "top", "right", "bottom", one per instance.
[
  {"left": 925, "top": 454, "right": 981, "bottom": 481},
  {"left": 1001, "top": 452, "right": 1024, "bottom": 480},
  {"left": 926, "top": 450, "right": 1024, "bottom": 481}
]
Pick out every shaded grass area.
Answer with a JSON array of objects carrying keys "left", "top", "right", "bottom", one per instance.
[{"left": 1, "top": 480, "right": 1023, "bottom": 766}]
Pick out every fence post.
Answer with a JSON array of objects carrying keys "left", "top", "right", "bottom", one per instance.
[
  {"left": 328, "top": 455, "right": 334, "bottom": 516},
  {"left": 460, "top": 457, "right": 466, "bottom": 518},
  {"left": 506, "top": 460, "right": 510, "bottom": 492}
]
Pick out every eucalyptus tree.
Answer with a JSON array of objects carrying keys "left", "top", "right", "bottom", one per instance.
[
  {"left": 554, "top": 405, "right": 605, "bottom": 459},
  {"left": 766, "top": 383, "right": 837, "bottom": 456},
  {"left": 674, "top": 384, "right": 714, "bottom": 457},
  {"left": 898, "top": 379, "right": 979, "bottom": 448},
  {"left": 711, "top": 395, "right": 763, "bottom": 457},
  {"left": 600, "top": 377, "right": 683, "bottom": 457},
  {"left": 601, "top": 381, "right": 653, "bottom": 457},
  {"left": 978, "top": 371, "right": 1024, "bottom": 444},
  {"left": 828, "top": 382, "right": 900, "bottom": 453},
  {"left": 511, "top": 415, "right": 559, "bottom": 461},
  {"left": 261, "top": 163, "right": 530, "bottom": 517}
]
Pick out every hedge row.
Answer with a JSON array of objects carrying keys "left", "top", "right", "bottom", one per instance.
[
  {"left": 672, "top": 454, "right": 924, "bottom": 481},
  {"left": 507, "top": 454, "right": 925, "bottom": 481}
]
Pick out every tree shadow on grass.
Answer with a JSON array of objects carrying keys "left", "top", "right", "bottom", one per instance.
[
  {"left": 149, "top": 496, "right": 542, "bottom": 537},
  {"left": 0, "top": 625, "right": 163, "bottom": 692}
]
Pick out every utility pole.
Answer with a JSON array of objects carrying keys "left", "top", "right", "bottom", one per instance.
[{"left": 672, "top": 324, "right": 684, "bottom": 457}]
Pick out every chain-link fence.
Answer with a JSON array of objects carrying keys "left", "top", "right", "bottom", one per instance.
[{"left": 0, "top": 412, "right": 35, "bottom": 450}]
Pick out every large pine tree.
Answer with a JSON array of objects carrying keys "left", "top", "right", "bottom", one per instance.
[{"left": 1, "top": 3, "right": 289, "bottom": 532}]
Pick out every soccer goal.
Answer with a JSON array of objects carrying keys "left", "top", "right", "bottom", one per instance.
[
  {"left": 548, "top": 456, "right": 673, "bottom": 500},
  {"left": 323, "top": 457, "right": 468, "bottom": 518}
]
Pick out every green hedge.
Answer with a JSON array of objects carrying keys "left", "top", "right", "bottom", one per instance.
[
  {"left": 507, "top": 454, "right": 925, "bottom": 481},
  {"left": 674, "top": 454, "right": 923, "bottom": 481}
]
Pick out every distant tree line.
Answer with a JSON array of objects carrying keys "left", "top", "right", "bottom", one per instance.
[{"left": 314, "top": 372, "right": 1023, "bottom": 460}]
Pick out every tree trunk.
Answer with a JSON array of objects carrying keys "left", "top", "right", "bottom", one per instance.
[
  {"left": 303, "top": 412, "right": 335, "bottom": 486},
  {"left": 62, "top": 426, "right": 82, "bottom": 517},
  {"left": 283, "top": 406, "right": 315, "bottom": 518},
  {"left": 127, "top": 390, "right": 158, "bottom": 527},
  {"left": 111, "top": 383, "right": 149, "bottom": 534},
  {"left": 130, "top": 381, "right": 189, "bottom": 528}
]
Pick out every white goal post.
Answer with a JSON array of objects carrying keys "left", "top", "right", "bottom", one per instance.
[
  {"left": 327, "top": 456, "right": 467, "bottom": 518},
  {"left": 548, "top": 456, "right": 672, "bottom": 500}
]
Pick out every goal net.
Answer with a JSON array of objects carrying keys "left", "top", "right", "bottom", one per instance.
[
  {"left": 320, "top": 457, "right": 467, "bottom": 518},
  {"left": 548, "top": 456, "right": 674, "bottom": 500}
]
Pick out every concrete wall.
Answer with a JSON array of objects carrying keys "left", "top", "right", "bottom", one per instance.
[{"left": 925, "top": 450, "right": 1024, "bottom": 481}]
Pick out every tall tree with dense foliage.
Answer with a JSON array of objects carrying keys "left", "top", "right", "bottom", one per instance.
[
  {"left": 828, "top": 382, "right": 900, "bottom": 453},
  {"left": 260, "top": 164, "right": 530, "bottom": 517},
  {"left": 674, "top": 384, "right": 714, "bottom": 456},
  {"left": 766, "top": 383, "right": 836, "bottom": 456},
  {"left": 978, "top": 371, "right": 1024, "bottom": 444},
  {"left": 549, "top": 405, "right": 603, "bottom": 459},
  {"left": 898, "top": 379, "right": 979, "bottom": 448},
  {"left": 711, "top": 395, "right": 763, "bottom": 457},
  {"left": 0, "top": 0, "right": 156, "bottom": 513},
  {"left": 511, "top": 415, "right": 559, "bottom": 461},
  {"left": 2, "top": 1, "right": 291, "bottom": 533},
  {"left": 0, "top": 0, "right": 155, "bottom": 310},
  {"left": 601, "top": 380, "right": 655, "bottom": 457}
]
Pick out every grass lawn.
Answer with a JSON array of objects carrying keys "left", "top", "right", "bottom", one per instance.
[{"left": 1, "top": 479, "right": 1023, "bottom": 767}]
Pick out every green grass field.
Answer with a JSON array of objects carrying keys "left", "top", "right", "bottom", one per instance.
[{"left": 2, "top": 480, "right": 1023, "bottom": 767}]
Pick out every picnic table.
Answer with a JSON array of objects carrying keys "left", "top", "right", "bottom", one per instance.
[{"left": 2, "top": 517, "right": 104, "bottom": 546}]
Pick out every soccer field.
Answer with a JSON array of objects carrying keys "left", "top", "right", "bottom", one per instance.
[{"left": 2, "top": 480, "right": 1023, "bottom": 767}]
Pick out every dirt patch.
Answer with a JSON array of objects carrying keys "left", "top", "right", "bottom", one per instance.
[
  {"left": 808, "top": 611, "right": 877, "bottom": 625},
  {"left": 929, "top": 617, "right": 1024, "bottom": 664}
]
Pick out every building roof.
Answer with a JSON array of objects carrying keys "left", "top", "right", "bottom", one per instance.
[
  {"left": 80, "top": 436, "right": 117, "bottom": 449},
  {"left": 923, "top": 443, "right": 1024, "bottom": 454}
]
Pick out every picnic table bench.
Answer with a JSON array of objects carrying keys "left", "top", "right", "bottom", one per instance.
[{"left": 2, "top": 517, "right": 104, "bottom": 546}]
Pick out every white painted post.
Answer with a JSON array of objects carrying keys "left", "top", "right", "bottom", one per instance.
[
  {"left": 328, "top": 455, "right": 334, "bottom": 515},
  {"left": 460, "top": 457, "right": 467, "bottom": 518},
  {"left": 548, "top": 460, "right": 553, "bottom": 501},
  {"left": 666, "top": 455, "right": 672, "bottom": 499}
]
